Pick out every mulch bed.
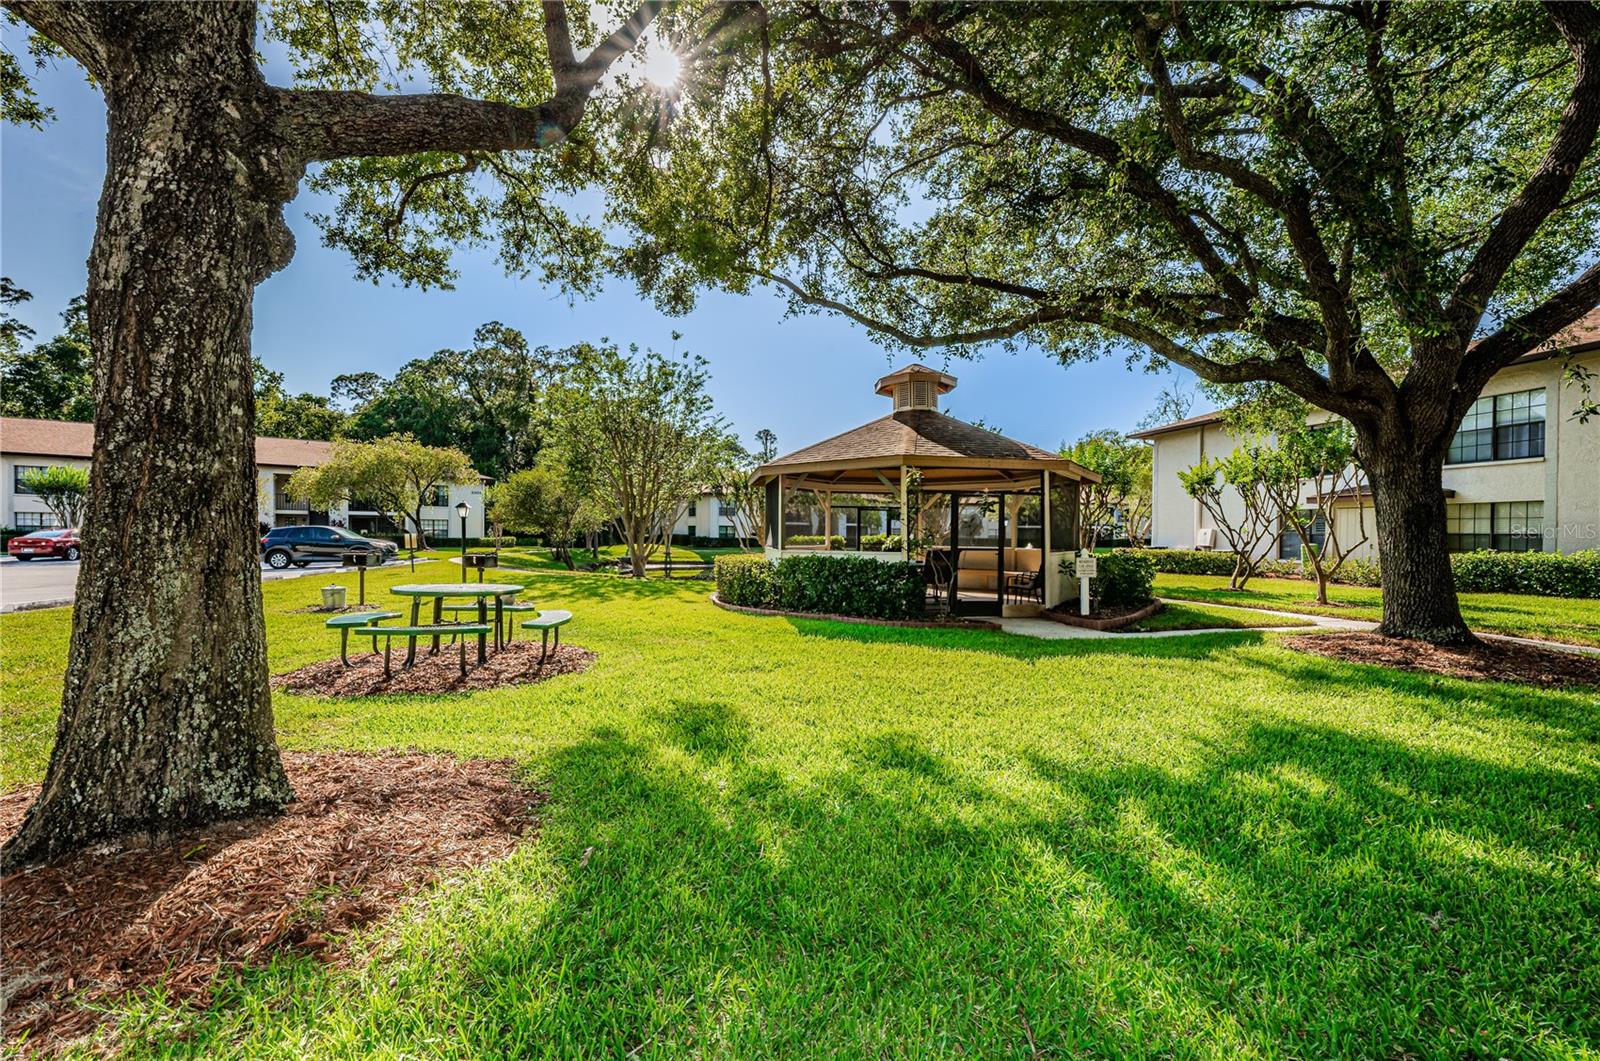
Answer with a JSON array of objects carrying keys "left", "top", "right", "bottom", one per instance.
[
  {"left": 709, "top": 594, "right": 981, "bottom": 628},
  {"left": 1, "top": 751, "right": 545, "bottom": 1053},
  {"left": 273, "top": 640, "right": 595, "bottom": 697},
  {"left": 1042, "top": 600, "right": 1163, "bottom": 631},
  {"left": 1284, "top": 632, "right": 1600, "bottom": 689}
]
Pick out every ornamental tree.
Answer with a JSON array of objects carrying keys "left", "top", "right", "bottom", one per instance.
[
  {"left": 288, "top": 435, "right": 477, "bottom": 551},
  {"left": 0, "top": 0, "right": 690, "bottom": 866},
  {"left": 1251, "top": 424, "right": 1370, "bottom": 604},
  {"left": 600, "top": 0, "right": 1600, "bottom": 645},
  {"left": 492, "top": 461, "right": 605, "bottom": 569},
  {"left": 1061, "top": 430, "right": 1153, "bottom": 549},
  {"left": 18, "top": 465, "right": 90, "bottom": 530},
  {"left": 545, "top": 345, "right": 734, "bottom": 578},
  {"left": 1178, "top": 451, "right": 1277, "bottom": 590}
]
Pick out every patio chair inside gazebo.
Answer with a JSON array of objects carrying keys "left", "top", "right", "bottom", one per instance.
[{"left": 751, "top": 364, "right": 1098, "bottom": 617}]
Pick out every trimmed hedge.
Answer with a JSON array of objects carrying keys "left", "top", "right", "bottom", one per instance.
[
  {"left": 715, "top": 554, "right": 777, "bottom": 607},
  {"left": 1096, "top": 551, "right": 1156, "bottom": 608},
  {"left": 1064, "top": 551, "right": 1154, "bottom": 609},
  {"left": 785, "top": 535, "right": 847, "bottom": 549},
  {"left": 1451, "top": 549, "right": 1600, "bottom": 597},
  {"left": 1128, "top": 547, "right": 1599, "bottom": 597},
  {"left": 717, "top": 553, "right": 925, "bottom": 620},
  {"left": 1137, "top": 548, "right": 1238, "bottom": 577}
]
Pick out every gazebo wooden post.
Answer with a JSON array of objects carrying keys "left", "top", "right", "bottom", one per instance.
[
  {"left": 821, "top": 489, "right": 832, "bottom": 550},
  {"left": 899, "top": 464, "right": 910, "bottom": 561}
]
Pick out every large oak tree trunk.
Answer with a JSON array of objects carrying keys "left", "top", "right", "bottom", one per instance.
[
  {"left": 2, "top": 7, "right": 299, "bottom": 869},
  {"left": 1357, "top": 422, "right": 1474, "bottom": 645}
]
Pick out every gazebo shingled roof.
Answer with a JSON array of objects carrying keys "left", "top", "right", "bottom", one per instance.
[
  {"left": 752, "top": 365, "right": 1098, "bottom": 487},
  {"left": 757, "top": 410, "right": 1076, "bottom": 472}
]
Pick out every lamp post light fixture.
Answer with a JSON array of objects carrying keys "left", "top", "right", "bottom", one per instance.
[{"left": 456, "top": 500, "right": 469, "bottom": 563}]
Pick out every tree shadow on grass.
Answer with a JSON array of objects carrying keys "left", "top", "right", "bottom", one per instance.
[
  {"left": 129, "top": 701, "right": 1600, "bottom": 1058},
  {"left": 1228, "top": 640, "right": 1600, "bottom": 740},
  {"left": 785, "top": 615, "right": 1269, "bottom": 663}
]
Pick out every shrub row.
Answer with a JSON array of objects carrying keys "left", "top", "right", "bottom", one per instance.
[
  {"left": 1451, "top": 549, "right": 1600, "bottom": 597},
  {"left": 715, "top": 554, "right": 777, "bottom": 607},
  {"left": 784, "top": 534, "right": 847, "bottom": 549},
  {"left": 716, "top": 553, "right": 925, "bottom": 620},
  {"left": 1062, "top": 551, "right": 1155, "bottom": 609},
  {"left": 1127, "top": 547, "right": 1598, "bottom": 597}
]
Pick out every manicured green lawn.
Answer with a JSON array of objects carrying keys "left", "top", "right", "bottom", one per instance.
[
  {"left": 2, "top": 565, "right": 1597, "bottom": 1057},
  {"left": 497, "top": 544, "right": 757, "bottom": 572},
  {"left": 1155, "top": 572, "right": 1600, "bottom": 647},
  {"left": 1126, "top": 601, "right": 1316, "bottom": 633}
]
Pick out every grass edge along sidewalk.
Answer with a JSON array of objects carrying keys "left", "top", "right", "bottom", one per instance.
[{"left": 1153, "top": 572, "right": 1600, "bottom": 648}]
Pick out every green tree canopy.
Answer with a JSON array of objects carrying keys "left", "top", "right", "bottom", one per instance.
[
  {"left": 288, "top": 434, "right": 478, "bottom": 549},
  {"left": 18, "top": 465, "right": 90, "bottom": 529},
  {"left": 1, "top": 294, "right": 92, "bottom": 422},
  {"left": 1061, "top": 430, "right": 1153, "bottom": 549},
  {"left": 336, "top": 322, "right": 576, "bottom": 478},
  {"left": 252, "top": 358, "right": 347, "bottom": 441},
  {"left": 491, "top": 460, "right": 606, "bottom": 568},
  {"left": 545, "top": 344, "right": 735, "bottom": 576}
]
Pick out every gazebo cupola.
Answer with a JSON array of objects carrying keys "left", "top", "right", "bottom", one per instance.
[{"left": 875, "top": 364, "right": 958, "bottom": 412}]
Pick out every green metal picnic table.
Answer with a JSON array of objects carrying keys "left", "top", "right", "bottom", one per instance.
[{"left": 390, "top": 583, "right": 522, "bottom": 665}]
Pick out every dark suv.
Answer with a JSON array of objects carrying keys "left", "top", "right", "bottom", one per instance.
[{"left": 260, "top": 525, "right": 399, "bottom": 569}]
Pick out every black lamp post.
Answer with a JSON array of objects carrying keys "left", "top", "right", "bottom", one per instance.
[{"left": 456, "top": 500, "right": 469, "bottom": 565}]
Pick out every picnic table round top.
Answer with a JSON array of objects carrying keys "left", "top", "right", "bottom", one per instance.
[{"left": 390, "top": 583, "right": 522, "bottom": 598}]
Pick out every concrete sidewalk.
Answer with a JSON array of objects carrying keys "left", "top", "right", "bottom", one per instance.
[{"left": 977, "top": 598, "right": 1599, "bottom": 657}]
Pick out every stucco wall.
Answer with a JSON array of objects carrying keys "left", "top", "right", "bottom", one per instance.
[
  {"left": 3, "top": 455, "right": 92, "bottom": 528},
  {"left": 1144, "top": 353, "right": 1599, "bottom": 557}
]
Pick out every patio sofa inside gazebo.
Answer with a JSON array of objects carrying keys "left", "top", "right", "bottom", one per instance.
[{"left": 751, "top": 365, "right": 1098, "bottom": 617}]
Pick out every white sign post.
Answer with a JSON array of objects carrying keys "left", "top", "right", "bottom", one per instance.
[{"left": 1075, "top": 550, "right": 1097, "bottom": 615}]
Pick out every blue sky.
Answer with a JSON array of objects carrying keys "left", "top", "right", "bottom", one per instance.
[{"left": 0, "top": 40, "right": 1183, "bottom": 456}]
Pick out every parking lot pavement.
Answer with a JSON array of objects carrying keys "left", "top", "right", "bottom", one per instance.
[
  {"left": 0, "top": 556, "right": 420, "bottom": 613},
  {"left": 0, "top": 556, "right": 81, "bottom": 612}
]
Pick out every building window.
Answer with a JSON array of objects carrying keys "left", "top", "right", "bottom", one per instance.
[
  {"left": 421, "top": 518, "right": 449, "bottom": 536},
  {"left": 686, "top": 524, "right": 696, "bottom": 538},
  {"left": 687, "top": 500, "right": 696, "bottom": 516},
  {"left": 1447, "top": 388, "right": 1545, "bottom": 464},
  {"left": 425, "top": 485, "right": 450, "bottom": 507},
  {"left": 1446, "top": 501, "right": 1545, "bottom": 552},
  {"left": 1278, "top": 513, "right": 1327, "bottom": 560},
  {"left": 13, "top": 511, "right": 61, "bottom": 530},
  {"left": 718, "top": 524, "right": 735, "bottom": 539},
  {"left": 12, "top": 465, "right": 47, "bottom": 495}
]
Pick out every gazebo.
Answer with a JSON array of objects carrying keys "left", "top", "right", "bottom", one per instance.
[{"left": 752, "top": 364, "right": 1098, "bottom": 616}]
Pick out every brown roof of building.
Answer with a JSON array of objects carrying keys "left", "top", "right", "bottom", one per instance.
[
  {"left": 1132, "top": 307, "right": 1600, "bottom": 439},
  {"left": 1511, "top": 305, "right": 1600, "bottom": 363},
  {"left": 756, "top": 409, "right": 1096, "bottom": 479},
  {"left": 1127, "top": 410, "right": 1226, "bottom": 440},
  {"left": 1, "top": 417, "right": 334, "bottom": 467}
]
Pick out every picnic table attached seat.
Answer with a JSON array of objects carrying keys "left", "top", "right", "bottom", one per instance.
[
  {"left": 496, "top": 600, "right": 539, "bottom": 640},
  {"left": 520, "top": 609, "right": 572, "bottom": 662},
  {"left": 355, "top": 623, "right": 493, "bottom": 677},
  {"left": 440, "top": 597, "right": 538, "bottom": 644},
  {"left": 325, "top": 610, "right": 403, "bottom": 665}
]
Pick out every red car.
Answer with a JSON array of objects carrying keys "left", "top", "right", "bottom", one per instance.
[{"left": 7, "top": 528, "right": 81, "bottom": 561}]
